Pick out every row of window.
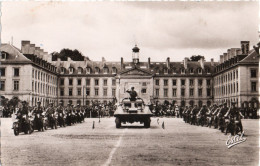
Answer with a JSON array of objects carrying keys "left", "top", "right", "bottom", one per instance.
[
  {"left": 0, "top": 80, "right": 19, "bottom": 91},
  {"left": 61, "top": 67, "right": 118, "bottom": 75},
  {"left": 154, "top": 88, "right": 211, "bottom": 97},
  {"left": 0, "top": 68, "right": 19, "bottom": 77},
  {"left": 214, "top": 69, "right": 257, "bottom": 85},
  {"left": 215, "top": 81, "right": 257, "bottom": 96},
  {"left": 155, "top": 79, "right": 211, "bottom": 86},
  {"left": 60, "top": 78, "right": 116, "bottom": 86},
  {"left": 155, "top": 68, "right": 211, "bottom": 75},
  {"left": 32, "top": 81, "right": 57, "bottom": 96},
  {"left": 32, "top": 69, "right": 57, "bottom": 85},
  {"left": 60, "top": 88, "right": 116, "bottom": 97}
]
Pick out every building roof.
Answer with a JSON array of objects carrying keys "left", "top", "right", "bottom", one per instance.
[
  {"left": 0, "top": 44, "right": 31, "bottom": 63},
  {"left": 239, "top": 49, "right": 259, "bottom": 64}
]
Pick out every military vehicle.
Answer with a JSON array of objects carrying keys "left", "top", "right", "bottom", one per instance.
[{"left": 114, "top": 97, "right": 153, "bottom": 128}]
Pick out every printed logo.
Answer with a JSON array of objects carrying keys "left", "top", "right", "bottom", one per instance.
[{"left": 226, "top": 131, "right": 246, "bottom": 149}]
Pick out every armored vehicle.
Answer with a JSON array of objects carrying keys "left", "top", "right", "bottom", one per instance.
[{"left": 114, "top": 98, "right": 153, "bottom": 128}]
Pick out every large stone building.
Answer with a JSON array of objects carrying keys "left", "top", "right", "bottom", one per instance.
[{"left": 0, "top": 40, "right": 259, "bottom": 108}]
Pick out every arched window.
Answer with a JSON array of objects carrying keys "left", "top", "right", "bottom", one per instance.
[
  {"left": 163, "top": 68, "right": 168, "bottom": 74},
  {"left": 78, "top": 67, "right": 83, "bottom": 74},
  {"left": 197, "top": 68, "right": 202, "bottom": 74},
  {"left": 86, "top": 67, "right": 91, "bottom": 74},
  {"left": 68, "top": 100, "right": 73, "bottom": 105},
  {"left": 103, "top": 67, "right": 109, "bottom": 74},
  {"left": 69, "top": 67, "right": 74, "bottom": 74},
  {"left": 155, "top": 68, "right": 159, "bottom": 74},
  {"left": 181, "top": 68, "right": 185, "bottom": 74},
  {"left": 112, "top": 67, "right": 117, "bottom": 74},
  {"left": 189, "top": 68, "right": 194, "bottom": 74},
  {"left": 95, "top": 67, "right": 100, "bottom": 74},
  {"left": 61, "top": 67, "right": 66, "bottom": 74},
  {"left": 172, "top": 68, "right": 177, "bottom": 74}
]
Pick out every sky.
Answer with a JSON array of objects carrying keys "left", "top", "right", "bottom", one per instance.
[{"left": 1, "top": 1, "right": 259, "bottom": 62}]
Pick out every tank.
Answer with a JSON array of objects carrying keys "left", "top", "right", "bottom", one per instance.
[{"left": 114, "top": 98, "right": 153, "bottom": 128}]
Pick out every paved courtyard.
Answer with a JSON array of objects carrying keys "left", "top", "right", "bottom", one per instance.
[{"left": 1, "top": 117, "right": 259, "bottom": 166}]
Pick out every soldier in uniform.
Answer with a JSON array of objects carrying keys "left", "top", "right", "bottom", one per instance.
[
  {"left": 65, "top": 103, "right": 73, "bottom": 125},
  {"left": 190, "top": 105, "right": 199, "bottom": 125},
  {"left": 126, "top": 87, "right": 138, "bottom": 101},
  {"left": 217, "top": 102, "right": 229, "bottom": 132},
  {"left": 16, "top": 101, "right": 29, "bottom": 124},
  {"left": 212, "top": 104, "right": 221, "bottom": 129},
  {"left": 197, "top": 104, "right": 208, "bottom": 126},
  {"left": 45, "top": 102, "right": 56, "bottom": 129},
  {"left": 224, "top": 102, "right": 244, "bottom": 135},
  {"left": 56, "top": 101, "right": 65, "bottom": 127},
  {"left": 32, "top": 101, "right": 44, "bottom": 131}
]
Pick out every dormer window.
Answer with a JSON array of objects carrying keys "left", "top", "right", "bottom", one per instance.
[
  {"left": 86, "top": 67, "right": 91, "bottom": 74},
  {"left": 112, "top": 67, "right": 117, "bottom": 74},
  {"left": 172, "top": 68, "right": 176, "bottom": 74},
  {"left": 61, "top": 67, "right": 65, "bottom": 74},
  {"left": 181, "top": 68, "right": 185, "bottom": 74},
  {"left": 189, "top": 68, "right": 194, "bottom": 74},
  {"left": 69, "top": 67, "right": 74, "bottom": 74},
  {"left": 1, "top": 52, "right": 7, "bottom": 60},
  {"left": 78, "top": 67, "right": 83, "bottom": 74},
  {"left": 103, "top": 67, "right": 109, "bottom": 74},
  {"left": 95, "top": 67, "right": 100, "bottom": 74},
  {"left": 155, "top": 68, "right": 159, "bottom": 74},
  {"left": 198, "top": 68, "right": 202, "bottom": 74},
  {"left": 205, "top": 68, "right": 210, "bottom": 74},
  {"left": 163, "top": 68, "right": 168, "bottom": 74}
]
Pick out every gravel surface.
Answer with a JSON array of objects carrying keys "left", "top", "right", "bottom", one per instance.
[{"left": 1, "top": 118, "right": 259, "bottom": 166}]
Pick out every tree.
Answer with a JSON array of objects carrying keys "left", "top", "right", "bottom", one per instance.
[
  {"left": 189, "top": 55, "right": 205, "bottom": 62},
  {"left": 51, "top": 49, "right": 90, "bottom": 61}
]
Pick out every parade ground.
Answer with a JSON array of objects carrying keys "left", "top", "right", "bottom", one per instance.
[{"left": 1, "top": 118, "right": 259, "bottom": 166}]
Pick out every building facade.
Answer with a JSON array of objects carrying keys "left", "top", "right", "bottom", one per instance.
[{"left": 0, "top": 41, "right": 259, "bottom": 108}]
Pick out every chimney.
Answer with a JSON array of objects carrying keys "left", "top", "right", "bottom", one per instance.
[
  {"left": 241, "top": 41, "right": 250, "bottom": 54},
  {"left": 236, "top": 49, "right": 242, "bottom": 55},
  {"left": 227, "top": 49, "right": 231, "bottom": 60},
  {"left": 102, "top": 57, "right": 106, "bottom": 67},
  {"left": 148, "top": 57, "right": 151, "bottom": 69},
  {"left": 21, "top": 41, "right": 30, "bottom": 54},
  {"left": 166, "top": 57, "right": 170, "bottom": 69},
  {"left": 29, "top": 44, "right": 35, "bottom": 55},
  {"left": 39, "top": 49, "right": 44, "bottom": 59},
  {"left": 121, "top": 57, "right": 124, "bottom": 69},
  {"left": 68, "top": 57, "right": 72, "bottom": 62},
  {"left": 43, "top": 52, "right": 48, "bottom": 61},
  {"left": 35, "top": 47, "right": 40, "bottom": 57},
  {"left": 184, "top": 57, "right": 188, "bottom": 69},
  {"left": 220, "top": 55, "right": 224, "bottom": 63},
  {"left": 211, "top": 58, "right": 214, "bottom": 66},
  {"left": 230, "top": 48, "right": 237, "bottom": 58},
  {"left": 199, "top": 58, "right": 204, "bottom": 69},
  {"left": 223, "top": 53, "right": 228, "bottom": 61}
]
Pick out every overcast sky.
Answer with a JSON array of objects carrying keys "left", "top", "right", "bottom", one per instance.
[{"left": 1, "top": 2, "right": 259, "bottom": 62}]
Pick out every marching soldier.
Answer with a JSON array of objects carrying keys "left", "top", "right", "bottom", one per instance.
[{"left": 217, "top": 102, "right": 229, "bottom": 133}]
